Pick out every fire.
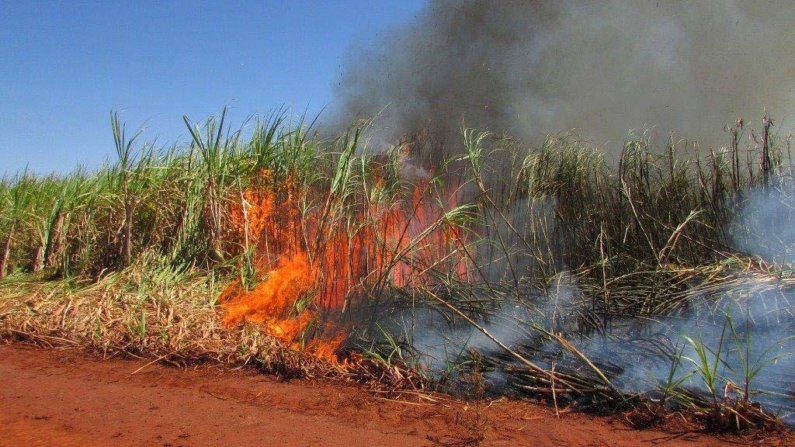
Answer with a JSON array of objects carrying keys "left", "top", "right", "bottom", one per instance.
[
  {"left": 222, "top": 252, "right": 311, "bottom": 329},
  {"left": 221, "top": 164, "right": 468, "bottom": 363},
  {"left": 222, "top": 169, "right": 335, "bottom": 360}
]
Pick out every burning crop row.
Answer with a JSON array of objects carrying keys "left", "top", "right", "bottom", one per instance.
[
  {"left": 2, "top": 110, "right": 795, "bottom": 433},
  {"left": 217, "top": 164, "right": 468, "bottom": 361}
]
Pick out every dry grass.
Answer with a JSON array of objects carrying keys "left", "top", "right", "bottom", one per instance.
[
  {"left": 0, "top": 270, "right": 320, "bottom": 375},
  {"left": 3, "top": 110, "right": 795, "bottom": 434},
  {"left": 0, "top": 266, "right": 435, "bottom": 397}
]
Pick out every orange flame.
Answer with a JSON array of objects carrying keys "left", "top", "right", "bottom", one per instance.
[
  {"left": 222, "top": 252, "right": 311, "bottom": 329},
  {"left": 222, "top": 166, "right": 468, "bottom": 363}
]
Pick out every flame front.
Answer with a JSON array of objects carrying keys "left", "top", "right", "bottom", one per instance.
[
  {"left": 222, "top": 252, "right": 311, "bottom": 331},
  {"left": 221, "top": 165, "right": 467, "bottom": 363}
]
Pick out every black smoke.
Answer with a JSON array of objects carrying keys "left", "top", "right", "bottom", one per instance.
[{"left": 332, "top": 1, "right": 795, "bottom": 158}]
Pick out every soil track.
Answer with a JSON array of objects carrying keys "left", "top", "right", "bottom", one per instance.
[{"left": 0, "top": 343, "right": 787, "bottom": 446}]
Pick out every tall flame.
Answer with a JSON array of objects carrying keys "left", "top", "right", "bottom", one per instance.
[{"left": 221, "top": 165, "right": 467, "bottom": 363}]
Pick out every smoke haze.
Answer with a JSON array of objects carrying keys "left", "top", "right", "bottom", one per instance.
[
  {"left": 732, "top": 189, "right": 795, "bottom": 262},
  {"left": 333, "top": 1, "right": 795, "bottom": 420},
  {"left": 332, "top": 0, "right": 795, "bottom": 156}
]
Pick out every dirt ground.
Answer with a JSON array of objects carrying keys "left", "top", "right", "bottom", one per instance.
[{"left": 0, "top": 342, "right": 789, "bottom": 447}]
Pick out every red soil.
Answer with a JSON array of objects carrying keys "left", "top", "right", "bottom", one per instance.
[{"left": 0, "top": 343, "right": 788, "bottom": 447}]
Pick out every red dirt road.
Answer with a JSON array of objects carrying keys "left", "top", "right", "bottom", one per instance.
[{"left": 0, "top": 343, "right": 784, "bottom": 447}]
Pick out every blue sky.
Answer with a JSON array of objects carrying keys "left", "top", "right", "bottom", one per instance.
[{"left": 1, "top": 1, "right": 426, "bottom": 175}]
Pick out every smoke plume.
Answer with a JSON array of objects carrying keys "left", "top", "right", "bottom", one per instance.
[
  {"left": 332, "top": 0, "right": 795, "bottom": 157},
  {"left": 732, "top": 189, "right": 795, "bottom": 262}
]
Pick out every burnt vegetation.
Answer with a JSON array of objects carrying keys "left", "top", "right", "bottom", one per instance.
[
  {"left": 5, "top": 0, "right": 795, "bottom": 437},
  {"left": 2, "top": 108, "right": 795, "bottom": 434}
]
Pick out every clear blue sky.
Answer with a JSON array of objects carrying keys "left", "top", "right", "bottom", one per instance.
[{"left": 1, "top": 0, "right": 426, "bottom": 175}]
